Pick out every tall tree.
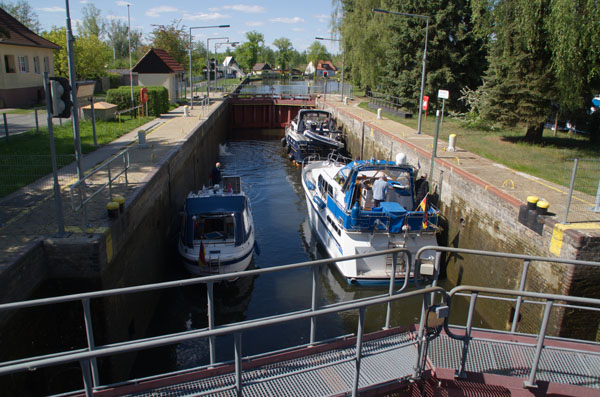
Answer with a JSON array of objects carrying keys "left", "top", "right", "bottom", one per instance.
[
  {"left": 474, "top": 0, "right": 554, "bottom": 142},
  {"left": 235, "top": 31, "right": 264, "bottom": 71},
  {"left": 306, "top": 41, "right": 331, "bottom": 67},
  {"left": 106, "top": 18, "right": 142, "bottom": 61},
  {"left": 77, "top": 3, "right": 105, "bottom": 38},
  {"left": 372, "top": 1, "right": 487, "bottom": 112},
  {"left": 150, "top": 20, "right": 189, "bottom": 68},
  {"left": 1, "top": 0, "right": 41, "bottom": 33},
  {"left": 42, "top": 27, "right": 111, "bottom": 79},
  {"left": 546, "top": 0, "right": 600, "bottom": 113},
  {"left": 273, "top": 37, "right": 293, "bottom": 71}
]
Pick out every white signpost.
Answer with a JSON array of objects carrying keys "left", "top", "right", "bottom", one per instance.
[{"left": 438, "top": 89, "right": 449, "bottom": 127}]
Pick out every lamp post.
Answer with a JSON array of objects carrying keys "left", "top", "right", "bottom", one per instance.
[
  {"left": 189, "top": 25, "right": 229, "bottom": 109},
  {"left": 214, "top": 41, "right": 238, "bottom": 91},
  {"left": 206, "top": 37, "right": 229, "bottom": 100},
  {"left": 126, "top": 4, "right": 133, "bottom": 108},
  {"left": 373, "top": 8, "right": 429, "bottom": 135},
  {"left": 315, "top": 37, "right": 344, "bottom": 101}
]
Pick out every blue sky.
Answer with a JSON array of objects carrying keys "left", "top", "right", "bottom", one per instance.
[{"left": 26, "top": 0, "right": 341, "bottom": 53}]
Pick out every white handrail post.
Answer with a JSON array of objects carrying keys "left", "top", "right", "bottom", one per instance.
[
  {"left": 511, "top": 260, "right": 530, "bottom": 333},
  {"left": 524, "top": 300, "right": 554, "bottom": 389},
  {"left": 351, "top": 307, "right": 366, "bottom": 396},
  {"left": 384, "top": 251, "right": 398, "bottom": 329},
  {"left": 310, "top": 264, "right": 318, "bottom": 345},
  {"left": 456, "top": 292, "right": 477, "bottom": 379},
  {"left": 207, "top": 281, "right": 216, "bottom": 365},
  {"left": 82, "top": 298, "right": 100, "bottom": 386}
]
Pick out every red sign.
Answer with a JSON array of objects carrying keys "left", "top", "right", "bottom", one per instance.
[
  {"left": 140, "top": 87, "right": 148, "bottom": 104},
  {"left": 422, "top": 95, "right": 429, "bottom": 111}
]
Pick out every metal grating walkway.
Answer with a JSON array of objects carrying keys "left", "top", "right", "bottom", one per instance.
[
  {"left": 123, "top": 332, "right": 417, "bottom": 396},
  {"left": 428, "top": 333, "right": 600, "bottom": 389}
]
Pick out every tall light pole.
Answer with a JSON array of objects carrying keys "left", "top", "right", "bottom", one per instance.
[
  {"left": 316, "top": 37, "right": 344, "bottom": 101},
  {"left": 214, "top": 41, "right": 238, "bottom": 91},
  {"left": 64, "top": 0, "right": 83, "bottom": 180},
  {"left": 206, "top": 36, "right": 229, "bottom": 100},
  {"left": 127, "top": 4, "right": 133, "bottom": 108},
  {"left": 189, "top": 25, "right": 229, "bottom": 109},
  {"left": 373, "top": 8, "right": 429, "bottom": 134}
]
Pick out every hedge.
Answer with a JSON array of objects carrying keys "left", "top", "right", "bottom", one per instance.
[{"left": 105, "top": 86, "right": 169, "bottom": 116}]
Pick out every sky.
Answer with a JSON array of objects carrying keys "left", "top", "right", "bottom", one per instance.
[{"left": 25, "top": 0, "right": 342, "bottom": 53}]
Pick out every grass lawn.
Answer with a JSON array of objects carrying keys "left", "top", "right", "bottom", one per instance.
[
  {"left": 0, "top": 115, "right": 152, "bottom": 197},
  {"left": 358, "top": 101, "right": 599, "bottom": 193}
]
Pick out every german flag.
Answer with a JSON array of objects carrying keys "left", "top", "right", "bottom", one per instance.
[
  {"left": 418, "top": 194, "right": 429, "bottom": 229},
  {"left": 198, "top": 241, "right": 206, "bottom": 266}
]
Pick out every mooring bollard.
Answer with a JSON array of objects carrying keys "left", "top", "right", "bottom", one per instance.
[
  {"left": 113, "top": 195, "right": 125, "bottom": 213},
  {"left": 448, "top": 133, "right": 457, "bottom": 152},
  {"left": 138, "top": 129, "right": 148, "bottom": 148},
  {"left": 106, "top": 201, "right": 119, "bottom": 219},
  {"left": 377, "top": 108, "right": 382, "bottom": 120},
  {"left": 184, "top": 105, "right": 190, "bottom": 117},
  {"left": 343, "top": 96, "right": 348, "bottom": 105}
]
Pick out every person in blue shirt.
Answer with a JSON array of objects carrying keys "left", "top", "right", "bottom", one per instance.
[{"left": 372, "top": 175, "right": 388, "bottom": 207}]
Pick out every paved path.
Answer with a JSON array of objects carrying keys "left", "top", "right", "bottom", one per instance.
[{"left": 0, "top": 101, "right": 215, "bottom": 267}]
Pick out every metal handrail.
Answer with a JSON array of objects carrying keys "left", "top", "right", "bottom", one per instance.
[
  {"left": 2, "top": 246, "right": 600, "bottom": 396},
  {"left": 446, "top": 285, "right": 600, "bottom": 388},
  {"left": 0, "top": 246, "right": 433, "bottom": 396},
  {"left": 69, "top": 149, "right": 129, "bottom": 225}
]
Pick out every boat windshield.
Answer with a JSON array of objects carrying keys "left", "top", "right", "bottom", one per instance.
[{"left": 193, "top": 213, "right": 235, "bottom": 241}]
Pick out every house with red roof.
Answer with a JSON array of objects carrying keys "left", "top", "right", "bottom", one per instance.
[
  {"left": 316, "top": 60, "right": 337, "bottom": 78},
  {"left": 0, "top": 7, "right": 61, "bottom": 108},
  {"left": 132, "top": 48, "right": 186, "bottom": 102}
]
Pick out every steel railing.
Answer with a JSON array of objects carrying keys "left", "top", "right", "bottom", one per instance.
[
  {"left": 0, "top": 247, "right": 427, "bottom": 396},
  {"left": 69, "top": 148, "right": 129, "bottom": 225},
  {"left": 445, "top": 286, "right": 600, "bottom": 389},
  {"left": 1, "top": 246, "right": 599, "bottom": 396}
]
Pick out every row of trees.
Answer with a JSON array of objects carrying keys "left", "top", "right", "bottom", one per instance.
[
  {"left": 1, "top": 1, "right": 339, "bottom": 83},
  {"left": 335, "top": 0, "right": 600, "bottom": 142}
]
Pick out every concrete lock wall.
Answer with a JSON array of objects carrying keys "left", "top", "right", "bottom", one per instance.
[{"left": 326, "top": 103, "right": 600, "bottom": 338}]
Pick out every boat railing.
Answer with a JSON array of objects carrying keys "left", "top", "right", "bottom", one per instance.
[
  {"left": 1, "top": 247, "right": 600, "bottom": 395},
  {"left": 349, "top": 203, "right": 439, "bottom": 234}
]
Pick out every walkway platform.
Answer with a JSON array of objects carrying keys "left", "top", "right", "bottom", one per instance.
[{"left": 93, "top": 327, "right": 600, "bottom": 396}]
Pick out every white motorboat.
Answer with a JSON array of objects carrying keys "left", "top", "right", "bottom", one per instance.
[
  {"left": 284, "top": 109, "right": 345, "bottom": 163},
  {"left": 178, "top": 176, "right": 255, "bottom": 277},
  {"left": 301, "top": 155, "right": 439, "bottom": 285}
]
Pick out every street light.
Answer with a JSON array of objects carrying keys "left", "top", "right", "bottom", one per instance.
[
  {"left": 189, "top": 25, "right": 229, "bottom": 109},
  {"left": 373, "top": 8, "right": 429, "bottom": 134},
  {"left": 316, "top": 37, "right": 344, "bottom": 101},
  {"left": 206, "top": 36, "right": 229, "bottom": 100},
  {"left": 127, "top": 4, "right": 133, "bottom": 109},
  {"left": 214, "top": 41, "right": 238, "bottom": 91}
]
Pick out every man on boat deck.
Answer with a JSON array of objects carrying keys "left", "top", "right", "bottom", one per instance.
[
  {"left": 372, "top": 175, "right": 388, "bottom": 207},
  {"left": 211, "top": 162, "right": 222, "bottom": 186}
]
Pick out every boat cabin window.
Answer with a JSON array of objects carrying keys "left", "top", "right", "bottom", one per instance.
[
  {"left": 318, "top": 175, "right": 334, "bottom": 198},
  {"left": 193, "top": 214, "right": 235, "bottom": 240}
]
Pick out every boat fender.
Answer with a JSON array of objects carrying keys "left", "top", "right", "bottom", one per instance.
[
  {"left": 313, "top": 195, "right": 326, "bottom": 209},
  {"left": 351, "top": 202, "right": 360, "bottom": 227},
  {"left": 281, "top": 137, "right": 287, "bottom": 147},
  {"left": 305, "top": 180, "right": 316, "bottom": 191}
]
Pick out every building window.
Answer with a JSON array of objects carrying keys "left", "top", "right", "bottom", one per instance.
[
  {"left": 18, "top": 56, "right": 29, "bottom": 73},
  {"left": 4, "top": 55, "right": 16, "bottom": 73},
  {"left": 43, "top": 57, "right": 50, "bottom": 74},
  {"left": 33, "top": 56, "right": 40, "bottom": 74}
]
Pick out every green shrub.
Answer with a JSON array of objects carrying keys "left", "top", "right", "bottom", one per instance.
[
  {"left": 107, "top": 73, "right": 121, "bottom": 89},
  {"left": 105, "top": 86, "right": 169, "bottom": 116}
]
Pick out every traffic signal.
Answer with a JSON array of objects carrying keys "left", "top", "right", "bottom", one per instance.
[{"left": 49, "top": 77, "right": 72, "bottom": 118}]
